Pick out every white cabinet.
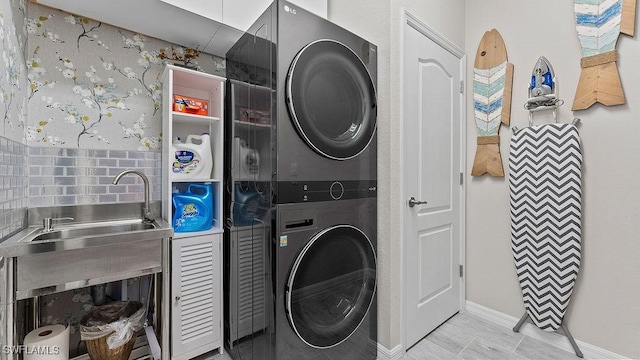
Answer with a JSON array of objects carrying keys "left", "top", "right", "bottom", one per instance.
[
  {"left": 162, "top": 64, "right": 225, "bottom": 359},
  {"left": 33, "top": 0, "right": 235, "bottom": 56},
  {"left": 162, "top": 64, "right": 225, "bottom": 233},
  {"left": 160, "top": 0, "right": 327, "bottom": 32},
  {"left": 223, "top": 0, "right": 327, "bottom": 31},
  {"left": 159, "top": 0, "right": 223, "bottom": 23},
  {"left": 33, "top": 0, "right": 326, "bottom": 56},
  {"left": 170, "top": 233, "right": 222, "bottom": 360},
  {"left": 222, "top": 0, "right": 273, "bottom": 32}
]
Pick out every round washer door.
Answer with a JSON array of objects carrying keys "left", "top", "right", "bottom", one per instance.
[
  {"left": 286, "top": 40, "right": 377, "bottom": 160},
  {"left": 286, "top": 225, "right": 376, "bottom": 348}
]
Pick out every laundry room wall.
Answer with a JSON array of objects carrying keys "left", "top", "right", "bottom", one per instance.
[
  {"left": 465, "top": 1, "right": 640, "bottom": 358},
  {"left": 328, "top": 0, "right": 466, "bottom": 353}
]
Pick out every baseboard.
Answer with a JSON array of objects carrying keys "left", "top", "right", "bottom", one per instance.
[
  {"left": 465, "top": 301, "right": 629, "bottom": 360},
  {"left": 377, "top": 343, "right": 403, "bottom": 360}
]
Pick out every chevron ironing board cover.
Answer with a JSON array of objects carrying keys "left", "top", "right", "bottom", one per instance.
[{"left": 509, "top": 123, "right": 582, "bottom": 331}]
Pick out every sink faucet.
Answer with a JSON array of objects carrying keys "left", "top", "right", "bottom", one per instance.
[
  {"left": 112, "top": 169, "right": 152, "bottom": 222},
  {"left": 42, "top": 217, "right": 74, "bottom": 232}
]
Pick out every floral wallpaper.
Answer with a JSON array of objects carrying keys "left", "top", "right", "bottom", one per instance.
[
  {"left": 0, "top": 0, "right": 27, "bottom": 143},
  {"left": 26, "top": 3, "right": 225, "bottom": 150},
  {"left": 14, "top": 2, "right": 227, "bottom": 355}
]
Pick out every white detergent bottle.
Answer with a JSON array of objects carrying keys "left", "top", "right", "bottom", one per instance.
[{"left": 171, "top": 132, "right": 213, "bottom": 180}]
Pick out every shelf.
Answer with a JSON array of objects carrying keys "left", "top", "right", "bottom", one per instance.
[
  {"left": 172, "top": 227, "right": 224, "bottom": 239},
  {"left": 163, "top": 64, "right": 225, "bottom": 360},
  {"left": 172, "top": 112, "right": 221, "bottom": 124},
  {"left": 170, "top": 178, "right": 222, "bottom": 183},
  {"left": 171, "top": 65, "right": 225, "bottom": 90},
  {"left": 233, "top": 120, "right": 271, "bottom": 129}
]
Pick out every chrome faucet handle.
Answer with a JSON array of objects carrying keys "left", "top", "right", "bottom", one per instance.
[
  {"left": 42, "top": 217, "right": 75, "bottom": 232},
  {"left": 112, "top": 169, "right": 152, "bottom": 222}
]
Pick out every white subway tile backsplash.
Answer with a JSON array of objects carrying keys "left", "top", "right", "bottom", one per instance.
[
  {"left": 76, "top": 195, "right": 99, "bottom": 204},
  {"left": 0, "top": 136, "right": 27, "bottom": 241},
  {"left": 27, "top": 146, "right": 161, "bottom": 208},
  {"left": 98, "top": 194, "right": 117, "bottom": 203},
  {"left": 118, "top": 159, "right": 136, "bottom": 168},
  {"left": 0, "top": 139, "right": 162, "bottom": 240},
  {"left": 108, "top": 185, "right": 127, "bottom": 194},
  {"left": 97, "top": 176, "right": 114, "bottom": 185},
  {"left": 98, "top": 158, "right": 117, "bottom": 167},
  {"left": 108, "top": 150, "right": 127, "bottom": 158},
  {"left": 118, "top": 193, "right": 141, "bottom": 202},
  {"left": 54, "top": 177, "right": 76, "bottom": 186},
  {"left": 91, "top": 186, "right": 107, "bottom": 194},
  {"left": 54, "top": 157, "right": 75, "bottom": 167},
  {"left": 86, "top": 150, "right": 108, "bottom": 158},
  {"left": 54, "top": 196, "right": 76, "bottom": 205},
  {"left": 30, "top": 177, "right": 54, "bottom": 186},
  {"left": 127, "top": 152, "right": 145, "bottom": 159},
  {"left": 64, "top": 186, "right": 83, "bottom": 195},
  {"left": 30, "top": 156, "right": 52, "bottom": 166},
  {"left": 65, "top": 149, "right": 81, "bottom": 157},
  {"left": 128, "top": 185, "right": 145, "bottom": 193},
  {"left": 76, "top": 158, "right": 98, "bottom": 167},
  {"left": 78, "top": 177, "right": 100, "bottom": 186},
  {"left": 43, "top": 186, "right": 64, "bottom": 196},
  {"left": 137, "top": 160, "right": 156, "bottom": 168}
]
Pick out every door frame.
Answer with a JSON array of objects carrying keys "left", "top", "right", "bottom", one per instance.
[{"left": 400, "top": 9, "right": 467, "bottom": 351}]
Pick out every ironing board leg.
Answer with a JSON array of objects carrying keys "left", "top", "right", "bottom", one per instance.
[
  {"left": 513, "top": 312, "right": 529, "bottom": 332},
  {"left": 559, "top": 324, "right": 583, "bottom": 358}
]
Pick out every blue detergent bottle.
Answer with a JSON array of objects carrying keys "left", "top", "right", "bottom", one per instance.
[{"left": 172, "top": 183, "right": 213, "bottom": 232}]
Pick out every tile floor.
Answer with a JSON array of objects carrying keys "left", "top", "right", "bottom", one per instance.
[
  {"left": 403, "top": 312, "right": 581, "bottom": 360},
  {"left": 198, "top": 311, "right": 581, "bottom": 360}
]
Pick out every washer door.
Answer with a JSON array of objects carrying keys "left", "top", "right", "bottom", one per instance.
[
  {"left": 286, "top": 40, "right": 377, "bottom": 160},
  {"left": 286, "top": 225, "right": 376, "bottom": 348}
]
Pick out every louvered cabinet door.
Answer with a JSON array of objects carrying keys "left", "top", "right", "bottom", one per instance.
[
  {"left": 228, "top": 226, "right": 268, "bottom": 342},
  {"left": 171, "top": 234, "right": 222, "bottom": 359}
]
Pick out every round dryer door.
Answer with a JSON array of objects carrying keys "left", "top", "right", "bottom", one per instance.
[
  {"left": 286, "top": 225, "right": 376, "bottom": 349},
  {"left": 286, "top": 40, "right": 377, "bottom": 160}
]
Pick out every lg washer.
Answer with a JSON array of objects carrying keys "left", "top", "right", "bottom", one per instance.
[
  {"left": 224, "top": 2, "right": 378, "bottom": 359},
  {"left": 275, "top": 197, "right": 377, "bottom": 360},
  {"left": 277, "top": 1, "right": 377, "bottom": 184}
]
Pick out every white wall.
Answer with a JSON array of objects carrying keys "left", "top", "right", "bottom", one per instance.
[
  {"left": 465, "top": 1, "right": 640, "bottom": 358},
  {"left": 328, "top": 0, "right": 466, "bottom": 351}
]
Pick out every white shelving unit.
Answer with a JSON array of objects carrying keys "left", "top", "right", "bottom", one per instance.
[{"left": 162, "top": 64, "right": 225, "bottom": 360}]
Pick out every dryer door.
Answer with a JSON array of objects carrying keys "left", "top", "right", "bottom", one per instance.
[
  {"left": 285, "top": 225, "right": 376, "bottom": 348},
  {"left": 286, "top": 40, "right": 377, "bottom": 160}
]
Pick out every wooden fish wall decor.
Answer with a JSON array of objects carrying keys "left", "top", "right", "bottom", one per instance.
[
  {"left": 572, "top": 0, "right": 636, "bottom": 110},
  {"left": 471, "top": 29, "right": 514, "bottom": 177}
]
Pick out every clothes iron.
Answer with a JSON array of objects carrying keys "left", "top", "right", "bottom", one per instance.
[{"left": 525, "top": 56, "right": 562, "bottom": 110}]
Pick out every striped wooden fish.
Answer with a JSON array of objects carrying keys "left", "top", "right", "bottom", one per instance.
[
  {"left": 572, "top": 0, "right": 636, "bottom": 110},
  {"left": 471, "top": 29, "right": 513, "bottom": 177}
]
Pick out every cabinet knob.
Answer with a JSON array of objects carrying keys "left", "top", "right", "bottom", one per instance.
[{"left": 175, "top": 296, "right": 181, "bottom": 302}]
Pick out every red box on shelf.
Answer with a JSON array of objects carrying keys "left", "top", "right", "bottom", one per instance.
[
  {"left": 173, "top": 95, "right": 209, "bottom": 116},
  {"left": 238, "top": 107, "right": 271, "bottom": 125}
]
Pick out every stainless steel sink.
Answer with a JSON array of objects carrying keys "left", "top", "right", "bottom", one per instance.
[
  {"left": 0, "top": 203, "right": 174, "bottom": 300},
  {"left": 0, "top": 201, "right": 173, "bottom": 358},
  {"left": 30, "top": 221, "right": 157, "bottom": 242}
]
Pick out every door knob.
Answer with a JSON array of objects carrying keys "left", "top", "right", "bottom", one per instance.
[{"left": 408, "top": 197, "right": 427, "bottom": 207}]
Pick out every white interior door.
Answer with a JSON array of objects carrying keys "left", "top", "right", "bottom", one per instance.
[{"left": 402, "top": 14, "right": 465, "bottom": 349}]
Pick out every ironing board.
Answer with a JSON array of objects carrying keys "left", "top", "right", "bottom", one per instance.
[{"left": 509, "top": 123, "right": 584, "bottom": 356}]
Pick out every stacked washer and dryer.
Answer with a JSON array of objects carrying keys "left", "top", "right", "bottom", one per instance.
[{"left": 224, "top": 1, "right": 378, "bottom": 359}]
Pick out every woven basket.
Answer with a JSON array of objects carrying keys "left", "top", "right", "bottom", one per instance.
[
  {"left": 84, "top": 330, "right": 137, "bottom": 360},
  {"left": 80, "top": 301, "right": 143, "bottom": 360}
]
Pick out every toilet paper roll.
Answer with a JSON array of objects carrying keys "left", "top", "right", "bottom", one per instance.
[{"left": 23, "top": 324, "right": 69, "bottom": 360}]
